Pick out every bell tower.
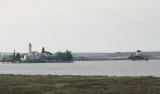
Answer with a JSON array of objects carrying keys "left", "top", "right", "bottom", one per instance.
[{"left": 29, "top": 43, "right": 32, "bottom": 55}]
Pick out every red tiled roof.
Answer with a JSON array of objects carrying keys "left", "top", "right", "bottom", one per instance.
[
  {"left": 32, "top": 51, "right": 37, "bottom": 54},
  {"left": 27, "top": 51, "right": 38, "bottom": 55}
]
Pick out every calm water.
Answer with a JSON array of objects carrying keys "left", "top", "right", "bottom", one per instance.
[{"left": 0, "top": 60, "right": 160, "bottom": 77}]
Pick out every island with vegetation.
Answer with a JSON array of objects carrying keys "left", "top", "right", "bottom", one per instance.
[
  {"left": 0, "top": 44, "right": 73, "bottom": 63},
  {"left": 128, "top": 50, "right": 149, "bottom": 61}
]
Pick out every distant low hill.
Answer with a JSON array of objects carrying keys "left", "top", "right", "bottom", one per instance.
[{"left": 72, "top": 51, "right": 160, "bottom": 58}]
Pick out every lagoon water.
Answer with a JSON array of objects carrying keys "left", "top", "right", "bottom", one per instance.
[{"left": 0, "top": 60, "right": 160, "bottom": 77}]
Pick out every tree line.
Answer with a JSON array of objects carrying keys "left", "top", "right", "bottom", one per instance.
[
  {"left": 1, "top": 53, "right": 23, "bottom": 62},
  {"left": 55, "top": 50, "right": 73, "bottom": 62}
]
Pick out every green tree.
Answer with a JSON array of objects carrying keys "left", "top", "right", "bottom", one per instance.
[
  {"left": 16, "top": 53, "right": 21, "bottom": 61},
  {"left": 8, "top": 55, "right": 13, "bottom": 60},
  {"left": 41, "top": 47, "right": 45, "bottom": 53},
  {"left": 2, "top": 57, "right": 6, "bottom": 62},
  {"left": 55, "top": 50, "right": 73, "bottom": 62},
  {"left": 55, "top": 51, "right": 62, "bottom": 61},
  {"left": 66, "top": 50, "right": 73, "bottom": 61},
  {"left": 20, "top": 55, "right": 24, "bottom": 58},
  {"left": 13, "top": 50, "right": 16, "bottom": 61}
]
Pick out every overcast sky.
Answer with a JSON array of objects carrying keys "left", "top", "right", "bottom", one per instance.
[{"left": 0, "top": 0, "right": 160, "bottom": 53}]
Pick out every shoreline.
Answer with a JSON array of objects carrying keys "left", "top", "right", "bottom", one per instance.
[
  {"left": 0, "top": 74, "right": 160, "bottom": 77},
  {"left": 1, "top": 74, "right": 160, "bottom": 77},
  {"left": 1, "top": 59, "right": 160, "bottom": 63}
]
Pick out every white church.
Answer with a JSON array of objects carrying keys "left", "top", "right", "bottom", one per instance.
[
  {"left": 24, "top": 43, "right": 56, "bottom": 62},
  {"left": 24, "top": 43, "right": 41, "bottom": 61}
]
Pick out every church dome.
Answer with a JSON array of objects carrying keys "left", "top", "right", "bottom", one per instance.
[{"left": 137, "top": 50, "right": 141, "bottom": 52}]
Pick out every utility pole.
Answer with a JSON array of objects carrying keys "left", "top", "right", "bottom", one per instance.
[
  {"left": 49, "top": 53, "right": 50, "bottom": 62},
  {"left": 13, "top": 50, "right": 15, "bottom": 61}
]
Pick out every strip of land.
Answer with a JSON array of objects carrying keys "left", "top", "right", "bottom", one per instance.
[{"left": 0, "top": 75, "right": 160, "bottom": 94}]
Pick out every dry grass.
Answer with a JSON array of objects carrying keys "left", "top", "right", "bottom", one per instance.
[{"left": 0, "top": 75, "right": 160, "bottom": 94}]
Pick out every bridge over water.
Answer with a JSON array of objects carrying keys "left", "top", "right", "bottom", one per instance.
[{"left": 73, "top": 58, "right": 131, "bottom": 62}]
